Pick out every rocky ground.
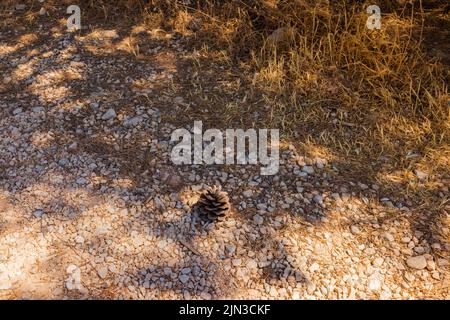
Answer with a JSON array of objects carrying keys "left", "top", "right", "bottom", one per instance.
[{"left": 0, "top": 10, "right": 449, "bottom": 300}]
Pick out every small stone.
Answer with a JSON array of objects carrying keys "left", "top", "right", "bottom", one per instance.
[
  {"left": 123, "top": 116, "right": 142, "bottom": 127},
  {"left": 313, "top": 195, "right": 323, "bottom": 205},
  {"left": 431, "top": 271, "right": 440, "bottom": 280},
  {"left": 226, "top": 244, "right": 236, "bottom": 255},
  {"left": 76, "top": 177, "right": 87, "bottom": 185},
  {"left": 179, "top": 274, "right": 189, "bottom": 284},
  {"left": 373, "top": 257, "right": 384, "bottom": 267},
  {"left": 351, "top": 225, "right": 361, "bottom": 235},
  {"left": 232, "top": 259, "right": 242, "bottom": 267},
  {"left": 39, "top": 7, "right": 46, "bottom": 15},
  {"left": 33, "top": 209, "right": 44, "bottom": 218},
  {"left": 200, "top": 292, "right": 211, "bottom": 300},
  {"left": 32, "top": 106, "right": 44, "bottom": 113},
  {"left": 437, "top": 258, "right": 448, "bottom": 267},
  {"left": 90, "top": 102, "right": 99, "bottom": 110},
  {"left": 75, "top": 235, "right": 84, "bottom": 244},
  {"left": 181, "top": 268, "right": 191, "bottom": 274},
  {"left": 13, "top": 108, "right": 22, "bottom": 115},
  {"left": 253, "top": 214, "right": 264, "bottom": 225},
  {"left": 309, "top": 262, "right": 320, "bottom": 273},
  {"left": 306, "top": 282, "right": 316, "bottom": 294},
  {"left": 243, "top": 190, "right": 253, "bottom": 197},
  {"left": 0, "top": 281, "right": 12, "bottom": 290},
  {"left": 247, "top": 259, "right": 258, "bottom": 270},
  {"left": 384, "top": 232, "right": 394, "bottom": 242},
  {"left": 302, "top": 166, "right": 315, "bottom": 175},
  {"left": 406, "top": 255, "right": 427, "bottom": 270},
  {"left": 66, "top": 264, "right": 78, "bottom": 274},
  {"left": 368, "top": 276, "right": 381, "bottom": 291},
  {"left": 97, "top": 266, "right": 108, "bottom": 279},
  {"left": 101, "top": 108, "right": 116, "bottom": 120},
  {"left": 414, "top": 169, "right": 428, "bottom": 180}
]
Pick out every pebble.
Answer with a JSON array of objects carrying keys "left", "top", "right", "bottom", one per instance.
[
  {"left": 302, "top": 166, "right": 315, "bottom": 174},
  {"left": 179, "top": 274, "right": 190, "bottom": 284},
  {"left": 226, "top": 244, "right": 236, "bottom": 255},
  {"left": 309, "top": 262, "right": 320, "bottom": 273},
  {"left": 101, "top": 108, "right": 117, "bottom": 120},
  {"left": 232, "top": 259, "right": 242, "bottom": 267},
  {"left": 253, "top": 214, "right": 264, "bottom": 225},
  {"left": 75, "top": 235, "right": 85, "bottom": 244},
  {"left": 384, "top": 232, "right": 395, "bottom": 242},
  {"left": 33, "top": 209, "right": 44, "bottom": 218},
  {"left": 181, "top": 268, "right": 191, "bottom": 274},
  {"left": 351, "top": 226, "right": 361, "bottom": 235},
  {"left": 123, "top": 116, "right": 142, "bottom": 127},
  {"left": 368, "top": 276, "right": 381, "bottom": 291},
  {"left": 406, "top": 255, "right": 427, "bottom": 270},
  {"left": 247, "top": 259, "right": 258, "bottom": 270},
  {"left": 243, "top": 190, "right": 253, "bottom": 197},
  {"left": 313, "top": 195, "right": 323, "bottom": 205},
  {"left": 97, "top": 266, "right": 109, "bottom": 279},
  {"left": 373, "top": 257, "right": 384, "bottom": 267}
]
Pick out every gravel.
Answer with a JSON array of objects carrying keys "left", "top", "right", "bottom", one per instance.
[{"left": 0, "top": 18, "right": 447, "bottom": 301}]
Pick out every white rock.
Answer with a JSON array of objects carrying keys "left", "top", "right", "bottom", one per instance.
[
  {"left": 39, "top": 7, "right": 46, "bottom": 15},
  {"left": 406, "top": 255, "right": 427, "bottom": 270}
]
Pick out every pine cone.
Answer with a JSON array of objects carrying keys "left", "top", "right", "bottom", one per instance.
[{"left": 197, "top": 186, "right": 230, "bottom": 222}]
